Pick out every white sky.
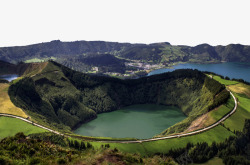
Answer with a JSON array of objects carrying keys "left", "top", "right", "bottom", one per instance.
[{"left": 0, "top": 0, "right": 250, "bottom": 47}]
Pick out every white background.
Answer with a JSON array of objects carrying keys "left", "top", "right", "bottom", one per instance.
[{"left": 0, "top": 0, "right": 249, "bottom": 47}]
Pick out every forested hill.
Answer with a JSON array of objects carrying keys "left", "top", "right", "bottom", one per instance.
[
  {"left": 0, "top": 40, "right": 136, "bottom": 62},
  {"left": 0, "top": 40, "right": 250, "bottom": 73},
  {"left": 8, "top": 61, "right": 229, "bottom": 135}
]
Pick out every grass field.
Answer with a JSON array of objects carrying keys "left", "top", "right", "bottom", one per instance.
[
  {"left": 0, "top": 83, "right": 27, "bottom": 118},
  {"left": 215, "top": 79, "right": 250, "bottom": 132},
  {"left": 210, "top": 96, "right": 234, "bottom": 121},
  {"left": 223, "top": 92, "right": 250, "bottom": 131},
  {"left": 212, "top": 75, "right": 239, "bottom": 85},
  {"left": 0, "top": 117, "right": 48, "bottom": 139},
  {"left": 193, "top": 157, "right": 224, "bottom": 165},
  {"left": 88, "top": 125, "right": 234, "bottom": 156},
  {"left": 142, "top": 125, "right": 234, "bottom": 155},
  {"left": 205, "top": 75, "right": 250, "bottom": 132},
  {"left": 228, "top": 83, "right": 250, "bottom": 97}
]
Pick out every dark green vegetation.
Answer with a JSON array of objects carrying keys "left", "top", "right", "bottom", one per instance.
[
  {"left": 0, "top": 132, "right": 176, "bottom": 165},
  {"left": 8, "top": 61, "right": 229, "bottom": 136},
  {"left": 0, "top": 40, "right": 136, "bottom": 73},
  {"left": 1, "top": 40, "right": 250, "bottom": 74},
  {"left": 167, "top": 119, "right": 250, "bottom": 165},
  {"left": 75, "top": 53, "right": 127, "bottom": 73}
]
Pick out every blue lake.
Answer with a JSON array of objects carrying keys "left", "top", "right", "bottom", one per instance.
[
  {"left": 148, "top": 62, "right": 250, "bottom": 82},
  {"left": 0, "top": 74, "right": 19, "bottom": 82}
]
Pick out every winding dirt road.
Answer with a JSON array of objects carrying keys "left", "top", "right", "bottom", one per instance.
[{"left": 0, "top": 90, "right": 237, "bottom": 143}]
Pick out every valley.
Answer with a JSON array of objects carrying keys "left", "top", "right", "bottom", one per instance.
[
  {"left": 0, "top": 45, "right": 250, "bottom": 164},
  {"left": 6, "top": 61, "right": 229, "bottom": 136}
]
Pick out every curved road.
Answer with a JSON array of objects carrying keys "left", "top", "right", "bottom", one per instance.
[{"left": 0, "top": 90, "right": 237, "bottom": 143}]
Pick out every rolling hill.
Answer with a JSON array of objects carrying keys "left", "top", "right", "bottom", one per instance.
[{"left": 8, "top": 61, "right": 229, "bottom": 136}]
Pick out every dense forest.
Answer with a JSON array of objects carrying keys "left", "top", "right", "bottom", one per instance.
[
  {"left": 0, "top": 40, "right": 250, "bottom": 73},
  {"left": 8, "top": 61, "right": 229, "bottom": 135}
]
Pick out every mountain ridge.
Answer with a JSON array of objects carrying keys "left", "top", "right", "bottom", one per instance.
[
  {"left": 1, "top": 40, "right": 250, "bottom": 76},
  {"left": 8, "top": 61, "right": 230, "bottom": 136}
]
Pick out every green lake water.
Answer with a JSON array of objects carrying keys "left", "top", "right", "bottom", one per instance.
[{"left": 74, "top": 104, "right": 186, "bottom": 139}]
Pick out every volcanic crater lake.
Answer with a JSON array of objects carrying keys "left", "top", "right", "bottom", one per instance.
[{"left": 74, "top": 104, "right": 186, "bottom": 139}]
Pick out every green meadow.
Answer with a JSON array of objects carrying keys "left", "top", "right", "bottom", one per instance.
[{"left": 0, "top": 117, "right": 48, "bottom": 139}]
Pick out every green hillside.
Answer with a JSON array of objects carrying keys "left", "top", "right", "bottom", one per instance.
[
  {"left": 0, "top": 132, "right": 177, "bottom": 165},
  {"left": 8, "top": 61, "right": 229, "bottom": 136}
]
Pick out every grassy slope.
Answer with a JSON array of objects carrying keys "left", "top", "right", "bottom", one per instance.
[
  {"left": 0, "top": 117, "right": 48, "bottom": 139},
  {"left": 210, "top": 96, "right": 234, "bottom": 121},
  {"left": 21, "top": 62, "right": 48, "bottom": 77},
  {"left": 212, "top": 75, "right": 250, "bottom": 131},
  {"left": 0, "top": 83, "right": 27, "bottom": 118},
  {"left": 212, "top": 75, "right": 238, "bottom": 85},
  {"left": 228, "top": 83, "right": 250, "bottom": 97},
  {"left": 224, "top": 89, "right": 250, "bottom": 131},
  {"left": 89, "top": 125, "right": 234, "bottom": 156},
  {"left": 193, "top": 157, "right": 224, "bottom": 165}
]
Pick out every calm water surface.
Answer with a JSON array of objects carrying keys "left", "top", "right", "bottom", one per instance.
[
  {"left": 0, "top": 74, "right": 19, "bottom": 82},
  {"left": 74, "top": 104, "right": 186, "bottom": 139},
  {"left": 148, "top": 62, "right": 250, "bottom": 82}
]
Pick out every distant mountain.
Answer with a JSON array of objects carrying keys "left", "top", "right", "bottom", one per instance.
[{"left": 0, "top": 40, "right": 250, "bottom": 74}]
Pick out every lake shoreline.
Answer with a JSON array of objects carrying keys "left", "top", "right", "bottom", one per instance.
[
  {"left": 148, "top": 62, "right": 250, "bottom": 82},
  {"left": 74, "top": 104, "right": 186, "bottom": 139}
]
